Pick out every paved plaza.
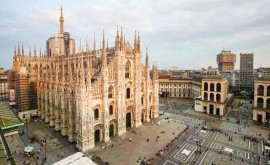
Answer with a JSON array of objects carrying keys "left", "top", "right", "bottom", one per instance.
[
  {"left": 199, "top": 151, "right": 244, "bottom": 165},
  {"left": 157, "top": 98, "right": 270, "bottom": 165},
  {"left": 5, "top": 97, "right": 270, "bottom": 165},
  {"left": 6, "top": 121, "right": 77, "bottom": 165},
  {"left": 87, "top": 119, "right": 187, "bottom": 165}
]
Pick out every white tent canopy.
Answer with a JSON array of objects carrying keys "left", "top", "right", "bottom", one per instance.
[{"left": 53, "top": 152, "right": 97, "bottom": 165}]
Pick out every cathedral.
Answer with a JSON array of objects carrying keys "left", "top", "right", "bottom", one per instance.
[{"left": 12, "top": 7, "right": 159, "bottom": 152}]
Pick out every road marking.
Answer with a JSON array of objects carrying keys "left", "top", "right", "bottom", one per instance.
[
  {"left": 214, "top": 132, "right": 219, "bottom": 139},
  {"left": 199, "top": 151, "right": 208, "bottom": 165},
  {"left": 163, "top": 160, "right": 177, "bottom": 165}
]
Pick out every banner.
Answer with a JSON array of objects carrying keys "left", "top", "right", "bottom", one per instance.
[{"left": 9, "top": 89, "right": 15, "bottom": 105}]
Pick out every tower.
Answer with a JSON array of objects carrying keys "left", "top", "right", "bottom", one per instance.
[{"left": 58, "top": 6, "right": 64, "bottom": 38}]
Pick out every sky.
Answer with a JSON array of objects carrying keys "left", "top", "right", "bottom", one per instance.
[{"left": 0, "top": 0, "right": 270, "bottom": 70}]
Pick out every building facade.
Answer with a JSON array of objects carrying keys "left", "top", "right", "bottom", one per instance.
[
  {"left": 257, "top": 67, "right": 270, "bottom": 79},
  {"left": 240, "top": 53, "right": 254, "bottom": 92},
  {"left": 253, "top": 79, "right": 270, "bottom": 124},
  {"left": 216, "top": 50, "right": 236, "bottom": 72},
  {"left": 159, "top": 77, "right": 202, "bottom": 99},
  {"left": 12, "top": 7, "right": 159, "bottom": 152},
  {"left": 221, "top": 70, "right": 240, "bottom": 92},
  {"left": 198, "top": 77, "right": 233, "bottom": 116},
  {"left": 0, "top": 69, "right": 8, "bottom": 100},
  {"left": 0, "top": 75, "right": 8, "bottom": 100}
]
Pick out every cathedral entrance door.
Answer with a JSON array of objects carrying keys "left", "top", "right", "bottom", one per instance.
[
  {"left": 149, "top": 110, "right": 152, "bottom": 119},
  {"left": 141, "top": 113, "right": 144, "bottom": 123},
  {"left": 126, "top": 112, "right": 131, "bottom": 128},
  {"left": 94, "top": 129, "right": 100, "bottom": 143},
  {"left": 109, "top": 124, "right": 114, "bottom": 137}
]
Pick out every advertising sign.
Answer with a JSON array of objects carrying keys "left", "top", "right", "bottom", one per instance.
[{"left": 9, "top": 89, "right": 15, "bottom": 105}]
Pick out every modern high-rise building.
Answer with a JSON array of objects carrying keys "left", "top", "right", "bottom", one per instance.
[
  {"left": 240, "top": 53, "right": 254, "bottom": 92},
  {"left": 216, "top": 50, "right": 236, "bottom": 72}
]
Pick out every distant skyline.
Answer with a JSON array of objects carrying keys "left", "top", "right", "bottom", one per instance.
[{"left": 1, "top": 0, "right": 270, "bottom": 70}]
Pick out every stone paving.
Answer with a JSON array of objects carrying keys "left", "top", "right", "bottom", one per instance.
[
  {"left": 169, "top": 143, "right": 197, "bottom": 164},
  {"left": 214, "top": 132, "right": 249, "bottom": 149},
  {"left": 5, "top": 134, "right": 36, "bottom": 165},
  {"left": 199, "top": 151, "right": 245, "bottom": 165},
  {"left": 6, "top": 120, "right": 78, "bottom": 165},
  {"left": 87, "top": 119, "right": 187, "bottom": 165}
]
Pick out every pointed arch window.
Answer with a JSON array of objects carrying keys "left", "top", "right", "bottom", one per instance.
[
  {"left": 126, "top": 88, "right": 131, "bottom": 99},
  {"left": 125, "top": 61, "right": 130, "bottom": 78},
  {"left": 108, "top": 86, "right": 113, "bottom": 98},
  {"left": 109, "top": 105, "right": 113, "bottom": 115},
  {"left": 94, "top": 108, "right": 99, "bottom": 119}
]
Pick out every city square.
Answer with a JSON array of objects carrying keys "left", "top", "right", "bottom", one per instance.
[{"left": 0, "top": 1, "right": 270, "bottom": 165}]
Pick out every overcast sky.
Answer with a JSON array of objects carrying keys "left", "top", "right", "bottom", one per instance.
[{"left": 1, "top": 0, "right": 270, "bottom": 70}]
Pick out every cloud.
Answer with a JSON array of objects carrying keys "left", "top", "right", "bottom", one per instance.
[{"left": 0, "top": 0, "right": 270, "bottom": 70}]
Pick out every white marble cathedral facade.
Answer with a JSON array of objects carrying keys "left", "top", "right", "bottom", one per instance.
[{"left": 12, "top": 7, "right": 159, "bottom": 152}]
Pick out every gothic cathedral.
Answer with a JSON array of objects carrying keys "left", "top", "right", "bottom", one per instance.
[{"left": 12, "top": 7, "right": 159, "bottom": 152}]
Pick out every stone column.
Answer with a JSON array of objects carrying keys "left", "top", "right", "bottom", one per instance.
[
  {"left": 41, "top": 89, "right": 45, "bottom": 120},
  {"left": 68, "top": 93, "right": 75, "bottom": 142},
  {"left": 54, "top": 89, "right": 61, "bottom": 131},
  {"left": 37, "top": 84, "right": 41, "bottom": 117},
  {"left": 45, "top": 89, "right": 49, "bottom": 123},
  {"left": 61, "top": 90, "right": 68, "bottom": 136},
  {"left": 49, "top": 87, "right": 55, "bottom": 127},
  {"left": 264, "top": 97, "right": 267, "bottom": 109}
]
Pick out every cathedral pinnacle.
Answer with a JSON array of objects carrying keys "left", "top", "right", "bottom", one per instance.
[
  {"left": 134, "top": 31, "right": 137, "bottom": 53},
  {"left": 18, "top": 42, "right": 21, "bottom": 56},
  {"left": 146, "top": 47, "right": 149, "bottom": 68},
  {"left": 59, "top": 6, "right": 64, "bottom": 38},
  {"left": 29, "top": 46, "right": 31, "bottom": 57},
  {"left": 138, "top": 31, "right": 141, "bottom": 53},
  {"left": 34, "top": 43, "right": 37, "bottom": 57},
  {"left": 103, "top": 30, "right": 106, "bottom": 51},
  {"left": 22, "top": 42, "right": 24, "bottom": 56},
  {"left": 79, "top": 38, "right": 82, "bottom": 53},
  {"left": 86, "top": 35, "right": 89, "bottom": 53},
  {"left": 93, "top": 32, "right": 96, "bottom": 51},
  {"left": 39, "top": 47, "right": 42, "bottom": 58}
]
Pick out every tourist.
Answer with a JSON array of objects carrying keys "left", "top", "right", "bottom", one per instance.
[{"left": 129, "top": 137, "right": 132, "bottom": 142}]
